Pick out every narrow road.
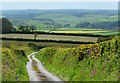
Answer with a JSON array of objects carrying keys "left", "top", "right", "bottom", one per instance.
[
  {"left": 26, "top": 52, "right": 63, "bottom": 82},
  {"left": 26, "top": 52, "right": 41, "bottom": 81}
]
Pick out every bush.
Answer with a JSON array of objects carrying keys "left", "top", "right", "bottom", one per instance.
[{"left": 36, "top": 36, "right": 120, "bottom": 81}]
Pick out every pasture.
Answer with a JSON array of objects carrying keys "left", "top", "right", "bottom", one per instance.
[
  {"left": 2, "top": 34, "right": 98, "bottom": 43},
  {"left": 46, "top": 28, "right": 118, "bottom": 36},
  {"left": 50, "top": 30, "right": 109, "bottom": 34}
]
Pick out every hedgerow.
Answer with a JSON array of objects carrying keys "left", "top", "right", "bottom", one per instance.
[{"left": 36, "top": 36, "right": 120, "bottom": 81}]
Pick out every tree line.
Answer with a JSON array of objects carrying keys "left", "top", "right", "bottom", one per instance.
[
  {"left": 18, "top": 25, "right": 36, "bottom": 32},
  {"left": 75, "top": 22, "right": 118, "bottom": 29},
  {"left": 0, "top": 18, "right": 36, "bottom": 33}
]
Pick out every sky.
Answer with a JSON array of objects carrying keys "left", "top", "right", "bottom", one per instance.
[
  {"left": 0, "top": 0, "right": 119, "bottom": 2},
  {"left": 0, "top": 1, "right": 119, "bottom": 10}
]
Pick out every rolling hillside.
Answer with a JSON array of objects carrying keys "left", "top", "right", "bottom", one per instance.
[{"left": 2, "top": 9, "right": 118, "bottom": 30}]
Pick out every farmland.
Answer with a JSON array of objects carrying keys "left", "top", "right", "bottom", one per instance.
[
  {"left": 2, "top": 34, "right": 98, "bottom": 43},
  {"left": 50, "top": 28, "right": 119, "bottom": 36},
  {"left": 1, "top": 8, "right": 119, "bottom": 81},
  {"left": 13, "top": 27, "right": 119, "bottom": 36},
  {"left": 50, "top": 29, "right": 108, "bottom": 34},
  {"left": 41, "top": 28, "right": 119, "bottom": 36},
  {"left": 3, "top": 9, "right": 118, "bottom": 30}
]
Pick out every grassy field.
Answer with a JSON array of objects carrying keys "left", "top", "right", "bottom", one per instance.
[
  {"left": 50, "top": 30, "right": 119, "bottom": 36},
  {"left": 49, "top": 28, "right": 119, "bottom": 36},
  {"left": 50, "top": 30, "right": 109, "bottom": 34},
  {"left": 31, "top": 28, "right": 119, "bottom": 36},
  {"left": 35, "top": 13, "right": 117, "bottom": 26},
  {"left": 36, "top": 36, "right": 120, "bottom": 81},
  {"left": 2, "top": 34, "right": 98, "bottom": 43},
  {"left": 95, "top": 31, "right": 119, "bottom": 36},
  {"left": 10, "top": 10, "right": 118, "bottom": 31}
]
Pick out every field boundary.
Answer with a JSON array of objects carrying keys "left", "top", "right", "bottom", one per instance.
[
  {"left": 8, "top": 31, "right": 112, "bottom": 37},
  {"left": 1, "top": 37, "right": 95, "bottom": 44}
]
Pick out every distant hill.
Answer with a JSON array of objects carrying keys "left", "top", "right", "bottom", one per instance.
[{"left": 2, "top": 9, "right": 118, "bottom": 30}]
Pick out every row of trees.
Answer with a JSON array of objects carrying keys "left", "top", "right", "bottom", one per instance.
[
  {"left": 44, "top": 21, "right": 117, "bottom": 29},
  {"left": 0, "top": 18, "right": 37, "bottom": 33},
  {"left": 45, "top": 23, "right": 71, "bottom": 28},
  {"left": 1, "top": 18, "right": 38, "bottom": 40},
  {"left": 75, "top": 22, "right": 118, "bottom": 29},
  {"left": 18, "top": 25, "right": 36, "bottom": 32}
]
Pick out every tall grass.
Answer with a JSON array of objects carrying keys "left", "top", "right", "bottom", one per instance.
[
  {"left": 1, "top": 43, "right": 39, "bottom": 81},
  {"left": 36, "top": 36, "right": 120, "bottom": 81}
]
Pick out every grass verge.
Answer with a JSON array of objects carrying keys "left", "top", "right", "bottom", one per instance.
[
  {"left": 1, "top": 42, "right": 39, "bottom": 81},
  {"left": 36, "top": 36, "right": 120, "bottom": 81}
]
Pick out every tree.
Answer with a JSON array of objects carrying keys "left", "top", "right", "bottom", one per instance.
[
  {"left": 33, "top": 33, "right": 38, "bottom": 40},
  {"left": 64, "top": 24, "right": 71, "bottom": 28},
  {"left": 29, "top": 25, "right": 36, "bottom": 32},
  {"left": 75, "top": 22, "right": 91, "bottom": 28},
  {"left": 19, "top": 25, "right": 31, "bottom": 32},
  {"left": 0, "top": 18, "right": 13, "bottom": 33},
  {"left": 25, "top": 26, "right": 31, "bottom": 32},
  {"left": 19, "top": 26, "right": 25, "bottom": 32}
]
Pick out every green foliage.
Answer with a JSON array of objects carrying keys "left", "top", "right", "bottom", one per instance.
[
  {"left": 18, "top": 25, "right": 36, "bottom": 32},
  {"left": 36, "top": 36, "right": 120, "bottom": 81},
  {"left": 0, "top": 48, "right": 2, "bottom": 82},
  {"left": 2, "top": 48, "right": 28, "bottom": 81},
  {"left": 1, "top": 43, "right": 38, "bottom": 81},
  {"left": 1, "top": 18, "right": 13, "bottom": 33}
]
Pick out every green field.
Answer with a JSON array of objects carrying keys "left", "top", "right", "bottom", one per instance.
[
  {"left": 6, "top": 9, "right": 118, "bottom": 36},
  {"left": 14, "top": 27, "right": 119, "bottom": 36},
  {"left": 35, "top": 13, "right": 117, "bottom": 26},
  {"left": 50, "top": 29, "right": 119, "bottom": 36},
  {"left": 6, "top": 9, "right": 117, "bottom": 31},
  {"left": 2, "top": 9, "right": 119, "bottom": 81},
  {"left": 33, "top": 28, "right": 119, "bottom": 36},
  {"left": 50, "top": 30, "right": 109, "bottom": 34}
]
